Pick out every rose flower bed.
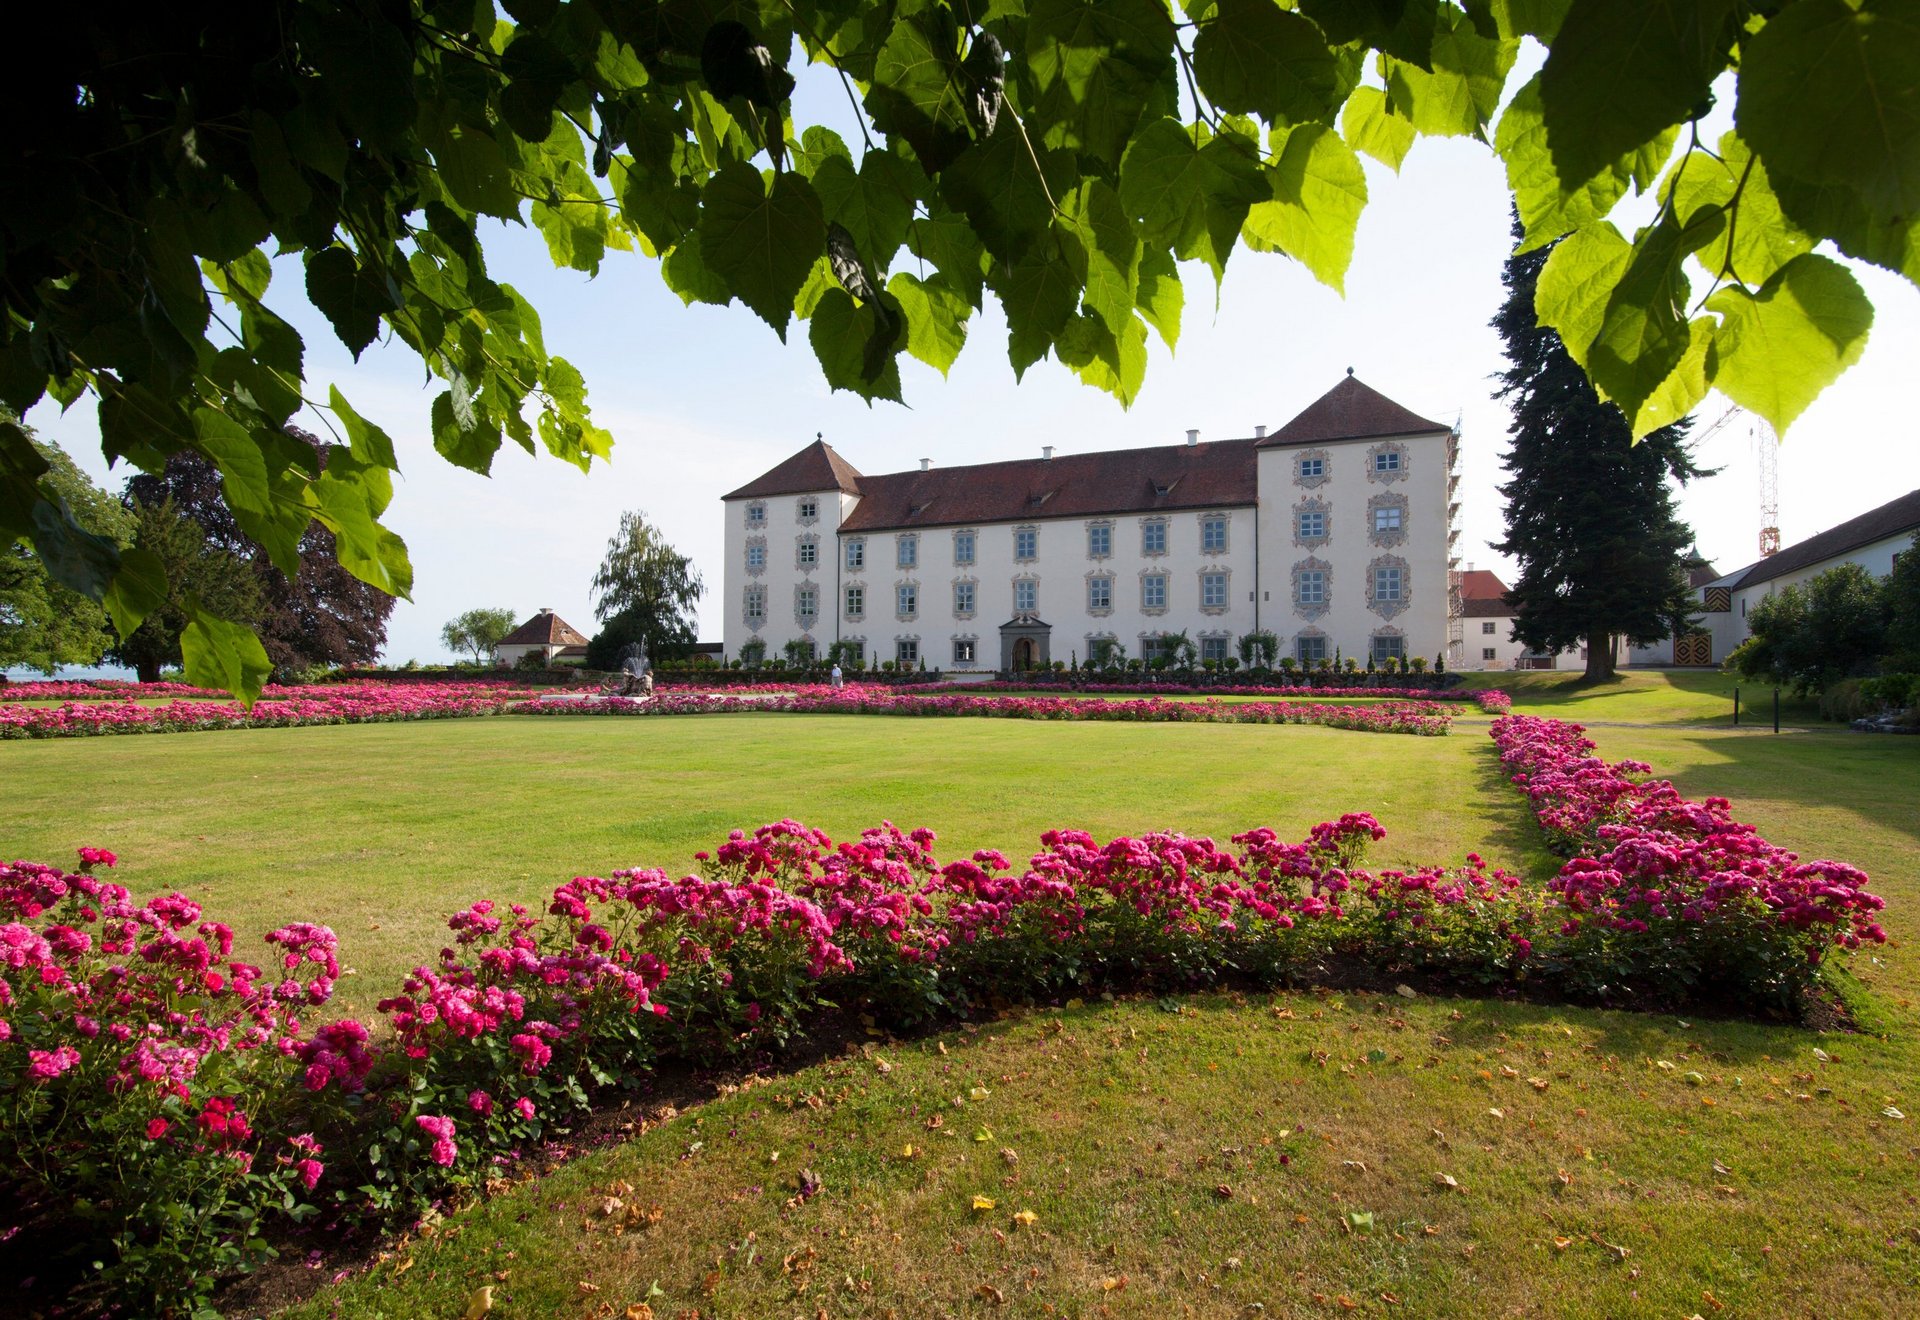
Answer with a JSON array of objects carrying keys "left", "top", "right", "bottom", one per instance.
[
  {"left": 0, "top": 719, "right": 1884, "bottom": 1312},
  {"left": 1490, "top": 715, "right": 1886, "bottom": 1009},
  {"left": 522, "top": 686, "right": 1465, "bottom": 735},
  {"left": 0, "top": 681, "right": 537, "bottom": 739}
]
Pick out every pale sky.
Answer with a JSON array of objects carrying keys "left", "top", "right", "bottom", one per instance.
[{"left": 25, "top": 56, "right": 1920, "bottom": 667}]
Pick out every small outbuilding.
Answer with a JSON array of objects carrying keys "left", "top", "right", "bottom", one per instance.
[{"left": 493, "top": 609, "right": 591, "bottom": 668}]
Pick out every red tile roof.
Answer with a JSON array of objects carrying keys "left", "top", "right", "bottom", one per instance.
[
  {"left": 837, "top": 438, "right": 1258, "bottom": 533},
  {"left": 723, "top": 439, "right": 864, "bottom": 500},
  {"left": 1257, "top": 373, "right": 1450, "bottom": 448},
  {"left": 499, "top": 610, "right": 591, "bottom": 647},
  {"left": 1463, "top": 597, "right": 1515, "bottom": 618},
  {"left": 1457, "top": 569, "right": 1510, "bottom": 600}
]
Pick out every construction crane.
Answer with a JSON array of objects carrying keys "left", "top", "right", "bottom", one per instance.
[{"left": 1696, "top": 403, "right": 1782, "bottom": 558}]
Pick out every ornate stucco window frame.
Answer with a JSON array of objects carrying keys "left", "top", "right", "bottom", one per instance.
[
  {"left": 1139, "top": 569, "right": 1170, "bottom": 616},
  {"left": 1293, "top": 496, "right": 1331, "bottom": 549},
  {"left": 895, "top": 579, "right": 921, "bottom": 621},
  {"left": 795, "top": 532, "right": 821, "bottom": 571},
  {"left": 1198, "top": 630, "right": 1232, "bottom": 664},
  {"left": 1011, "top": 572, "right": 1040, "bottom": 616},
  {"left": 794, "top": 584, "right": 819, "bottom": 630},
  {"left": 1198, "top": 511, "right": 1231, "bottom": 557},
  {"left": 952, "top": 527, "right": 978, "bottom": 566},
  {"left": 843, "top": 582, "right": 866, "bottom": 622},
  {"left": 742, "top": 584, "right": 768, "bottom": 631},
  {"left": 951, "top": 634, "right": 981, "bottom": 666},
  {"left": 1367, "top": 441, "right": 1409, "bottom": 485},
  {"left": 1197, "top": 567, "right": 1231, "bottom": 615},
  {"left": 1085, "top": 570, "right": 1115, "bottom": 617},
  {"left": 896, "top": 533, "right": 919, "bottom": 569},
  {"left": 1013, "top": 524, "right": 1040, "bottom": 563},
  {"left": 1369, "top": 626, "right": 1407, "bottom": 664},
  {"left": 894, "top": 636, "right": 920, "bottom": 666},
  {"left": 1291, "top": 556, "right": 1331, "bottom": 621},
  {"left": 844, "top": 536, "right": 866, "bottom": 571},
  {"left": 952, "top": 575, "right": 978, "bottom": 620},
  {"left": 1086, "top": 518, "right": 1114, "bottom": 561},
  {"left": 1367, "top": 492, "right": 1410, "bottom": 548},
  {"left": 744, "top": 534, "right": 768, "bottom": 577},
  {"left": 1140, "top": 516, "right": 1170, "bottom": 557},
  {"left": 1367, "top": 553, "right": 1411, "bottom": 619},
  {"left": 1294, "top": 450, "right": 1331, "bottom": 489},
  {"left": 745, "top": 501, "right": 768, "bottom": 528},
  {"left": 1294, "top": 626, "right": 1329, "bottom": 664},
  {"left": 795, "top": 495, "right": 821, "bottom": 524}
]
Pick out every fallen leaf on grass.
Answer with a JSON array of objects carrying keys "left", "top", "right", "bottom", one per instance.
[
  {"left": 1883, "top": 1107, "right": 1906, "bottom": 1120},
  {"left": 1344, "top": 1210, "right": 1375, "bottom": 1234},
  {"left": 972, "top": 1196, "right": 997, "bottom": 1212},
  {"left": 1012, "top": 1210, "right": 1038, "bottom": 1228},
  {"left": 462, "top": 1286, "right": 493, "bottom": 1319},
  {"left": 624, "top": 1306, "right": 654, "bottom": 1320},
  {"left": 977, "top": 1284, "right": 1005, "bottom": 1305},
  {"left": 1552, "top": 1237, "right": 1572, "bottom": 1251},
  {"left": 970, "top": 1086, "right": 991, "bottom": 1100}
]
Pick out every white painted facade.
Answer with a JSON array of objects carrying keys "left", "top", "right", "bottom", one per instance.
[
  {"left": 1628, "top": 492, "right": 1920, "bottom": 668},
  {"left": 721, "top": 379, "right": 1464, "bottom": 672}
]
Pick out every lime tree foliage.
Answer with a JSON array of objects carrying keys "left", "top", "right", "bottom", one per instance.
[
  {"left": 1493, "top": 214, "right": 1708, "bottom": 684},
  {"left": 126, "top": 430, "right": 396, "bottom": 676},
  {"left": 0, "top": 429, "right": 131, "bottom": 674},
  {"left": 442, "top": 606, "right": 521, "bottom": 664},
  {"left": 590, "top": 510, "right": 703, "bottom": 665},
  {"left": 2, "top": 0, "right": 1914, "bottom": 699}
]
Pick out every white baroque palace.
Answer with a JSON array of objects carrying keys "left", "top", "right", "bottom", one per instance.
[{"left": 721, "top": 374, "right": 1464, "bottom": 672}]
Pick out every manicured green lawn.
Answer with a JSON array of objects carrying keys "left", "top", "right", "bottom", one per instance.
[
  {"left": 1457, "top": 668, "right": 1826, "bottom": 726},
  {"left": 0, "top": 715, "right": 1554, "bottom": 1010},
  {"left": 4, "top": 676, "right": 1916, "bottom": 1317}
]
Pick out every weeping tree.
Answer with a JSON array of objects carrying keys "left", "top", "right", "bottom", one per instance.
[
  {"left": 590, "top": 511, "right": 703, "bottom": 667},
  {"left": 1492, "top": 214, "right": 1707, "bottom": 683}
]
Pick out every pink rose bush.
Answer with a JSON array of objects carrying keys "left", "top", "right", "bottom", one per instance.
[
  {"left": 0, "top": 849, "right": 341, "bottom": 1309},
  {"left": 0, "top": 681, "right": 537, "bottom": 739},
  {"left": 1491, "top": 715, "right": 1886, "bottom": 1005},
  {"left": 0, "top": 734, "right": 1882, "bottom": 1310}
]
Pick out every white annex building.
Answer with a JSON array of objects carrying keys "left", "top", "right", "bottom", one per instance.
[
  {"left": 1629, "top": 488, "right": 1920, "bottom": 668},
  {"left": 721, "top": 374, "right": 1466, "bottom": 672}
]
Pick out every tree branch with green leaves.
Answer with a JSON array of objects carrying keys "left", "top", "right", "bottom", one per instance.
[{"left": 2, "top": 0, "right": 1913, "bottom": 700}]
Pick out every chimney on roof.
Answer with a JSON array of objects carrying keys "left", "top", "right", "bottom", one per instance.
[
  {"left": 1254, "top": 424, "right": 1267, "bottom": 439},
  {"left": 1042, "top": 445, "right": 1055, "bottom": 461},
  {"left": 1185, "top": 429, "right": 1199, "bottom": 446},
  {"left": 919, "top": 458, "right": 931, "bottom": 471}
]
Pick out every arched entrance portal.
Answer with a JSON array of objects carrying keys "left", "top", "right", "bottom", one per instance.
[{"left": 998, "top": 617, "right": 1052, "bottom": 674}]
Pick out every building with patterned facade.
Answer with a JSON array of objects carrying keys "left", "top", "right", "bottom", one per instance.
[{"left": 720, "top": 374, "right": 1465, "bottom": 672}]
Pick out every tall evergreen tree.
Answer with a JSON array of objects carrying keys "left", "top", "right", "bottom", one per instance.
[{"left": 1492, "top": 215, "right": 1708, "bottom": 682}]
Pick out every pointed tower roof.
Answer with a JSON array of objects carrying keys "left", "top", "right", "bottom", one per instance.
[
  {"left": 1257, "top": 372, "right": 1450, "bottom": 447},
  {"left": 723, "top": 438, "right": 865, "bottom": 500}
]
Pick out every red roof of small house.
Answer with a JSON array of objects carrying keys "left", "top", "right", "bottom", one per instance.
[
  {"left": 1458, "top": 569, "right": 1509, "bottom": 601},
  {"left": 1257, "top": 373, "right": 1450, "bottom": 448},
  {"left": 723, "top": 439, "right": 865, "bottom": 500},
  {"left": 499, "top": 610, "right": 591, "bottom": 648},
  {"left": 1463, "top": 597, "right": 1515, "bottom": 618}
]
